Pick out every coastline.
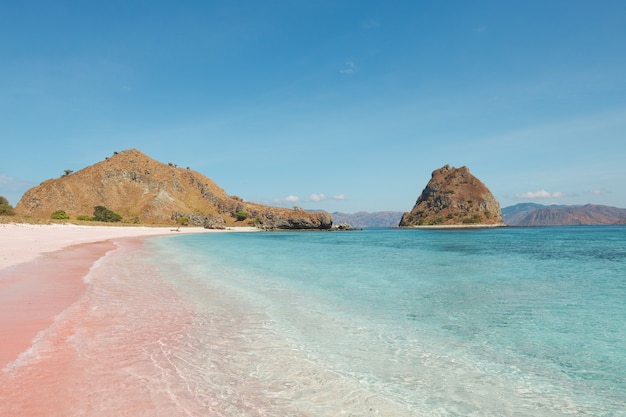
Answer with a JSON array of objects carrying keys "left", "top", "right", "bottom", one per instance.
[
  {"left": 1, "top": 225, "right": 622, "bottom": 415},
  {"left": 398, "top": 223, "right": 508, "bottom": 229},
  {"left": 0, "top": 222, "right": 256, "bottom": 271},
  {"left": 0, "top": 223, "right": 255, "bottom": 371}
]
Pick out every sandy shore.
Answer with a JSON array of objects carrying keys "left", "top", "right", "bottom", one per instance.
[
  {"left": 0, "top": 223, "right": 255, "bottom": 371},
  {"left": 0, "top": 223, "right": 255, "bottom": 271}
]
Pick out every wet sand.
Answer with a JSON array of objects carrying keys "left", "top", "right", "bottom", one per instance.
[
  {"left": 0, "top": 223, "right": 215, "bottom": 370},
  {"left": 0, "top": 241, "right": 117, "bottom": 368},
  {"left": 0, "top": 223, "right": 255, "bottom": 415}
]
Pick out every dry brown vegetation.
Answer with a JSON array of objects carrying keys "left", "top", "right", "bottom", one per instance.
[
  {"left": 399, "top": 165, "right": 503, "bottom": 226},
  {"left": 14, "top": 149, "right": 331, "bottom": 229}
]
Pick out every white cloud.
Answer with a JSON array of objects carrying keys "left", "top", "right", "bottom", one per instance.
[
  {"left": 340, "top": 61, "right": 356, "bottom": 75},
  {"left": 515, "top": 189, "right": 565, "bottom": 199},
  {"left": 274, "top": 192, "right": 344, "bottom": 205},
  {"left": 306, "top": 193, "right": 325, "bottom": 202}
]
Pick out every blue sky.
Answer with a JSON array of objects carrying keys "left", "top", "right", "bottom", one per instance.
[{"left": 1, "top": 1, "right": 625, "bottom": 213}]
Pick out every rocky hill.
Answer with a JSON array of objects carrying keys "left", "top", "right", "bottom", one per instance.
[
  {"left": 399, "top": 164, "right": 503, "bottom": 227},
  {"left": 15, "top": 149, "right": 332, "bottom": 229},
  {"left": 505, "top": 203, "right": 626, "bottom": 226}
]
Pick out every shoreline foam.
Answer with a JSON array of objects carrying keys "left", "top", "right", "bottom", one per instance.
[
  {"left": 0, "top": 235, "right": 201, "bottom": 415},
  {"left": 0, "top": 240, "right": 117, "bottom": 369},
  {"left": 0, "top": 223, "right": 254, "bottom": 370}
]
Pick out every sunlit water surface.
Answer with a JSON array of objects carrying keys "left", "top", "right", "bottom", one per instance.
[
  {"left": 3, "top": 226, "right": 624, "bottom": 416},
  {"left": 144, "top": 226, "right": 626, "bottom": 416}
]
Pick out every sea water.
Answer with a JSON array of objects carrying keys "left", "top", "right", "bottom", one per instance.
[
  {"left": 2, "top": 226, "right": 625, "bottom": 416},
  {"left": 141, "top": 226, "right": 626, "bottom": 416}
]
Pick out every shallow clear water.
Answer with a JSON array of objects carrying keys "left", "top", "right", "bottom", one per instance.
[
  {"left": 143, "top": 226, "right": 626, "bottom": 416},
  {"left": 4, "top": 226, "right": 624, "bottom": 416}
]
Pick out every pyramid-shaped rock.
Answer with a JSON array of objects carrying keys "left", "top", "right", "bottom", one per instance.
[{"left": 399, "top": 165, "right": 503, "bottom": 226}]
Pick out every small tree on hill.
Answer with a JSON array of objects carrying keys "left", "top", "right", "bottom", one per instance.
[
  {"left": 93, "top": 205, "right": 122, "bottom": 222},
  {"left": 0, "top": 196, "right": 14, "bottom": 216},
  {"left": 51, "top": 210, "right": 70, "bottom": 220}
]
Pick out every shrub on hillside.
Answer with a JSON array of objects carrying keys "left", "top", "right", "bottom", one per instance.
[
  {"left": 0, "top": 196, "right": 14, "bottom": 216},
  {"left": 51, "top": 210, "right": 70, "bottom": 220},
  {"left": 235, "top": 211, "right": 249, "bottom": 221},
  {"left": 462, "top": 214, "right": 483, "bottom": 224},
  {"left": 93, "top": 205, "right": 122, "bottom": 222}
]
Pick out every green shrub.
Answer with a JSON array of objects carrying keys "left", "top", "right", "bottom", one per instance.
[
  {"left": 0, "top": 196, "right": 14, "bottom": 216},
  {"left": 431, "top": 217, "right": 444, "bottom": 225},
  {"left": 93, "top": 205, "right": 122, "bottom": 222},
  {"left": 235, "top": 211, "right": 248, "bottom": 221},
  {"left": 76, "top": 215, "right": 93, "bottom": 221},
  {"left": 462, "top": 214, "right": 482, "bottom": 224},
  {"left": 51, "top": 210, "right": 70, "bottom": 220},
  {"left": 177, "top": 216, "right": 189, "bottom": 226}
]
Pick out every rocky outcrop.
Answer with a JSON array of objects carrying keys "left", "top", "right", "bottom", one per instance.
[
  {"left": 171, "top": 212, "right": 227, "bottom": 229},
  {"left": 331, "top": 222, "right": 353, "bottom": 230},
  {"left": 255, "top": 210, "right": 333, "bottom": 230},
  {"left": 16, "top": 149, "right": 333, "bottom": 229},
  {"left": 399, "top": 164, "right": 503, "bottom": 227}
]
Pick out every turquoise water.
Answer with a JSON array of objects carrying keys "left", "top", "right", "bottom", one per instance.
[{"left": 147, "top": 226, "right": 626, "bottom": 416}]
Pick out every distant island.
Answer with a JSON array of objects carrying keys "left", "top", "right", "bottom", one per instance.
[
  {"left": 399, "top": 164, "right": 504, "bottom": 227},
  {"left": 502, "top": 203, "right": 626, "bottom": 226},
  {"left": 331, "top": 211, "right": 403, "bottom": 229}
]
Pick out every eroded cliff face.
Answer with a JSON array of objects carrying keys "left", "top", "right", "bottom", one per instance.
[
  {"left": 399, "top": 165, "right": 503, "bottom": 227},
  {"left": 15, "top": 149, "right": 332, "bottom": 229}
]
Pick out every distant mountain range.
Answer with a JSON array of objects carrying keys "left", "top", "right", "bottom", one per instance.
[
  {"left": 502, "top": 203, "right": 626, "bottom": 226},
  {"left": 334, "top": 203, "right": 626, "bottom": 228},
  {"left": 331, "top": 211, "right": 404, "bottom": 228}
]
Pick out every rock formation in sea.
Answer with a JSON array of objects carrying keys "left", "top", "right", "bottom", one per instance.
[
  {"left": 15, "top": 149, "right": 332, "bottom": 229},
  {"left": 399, "top": 164, "right": 503, "bottom": 227}
]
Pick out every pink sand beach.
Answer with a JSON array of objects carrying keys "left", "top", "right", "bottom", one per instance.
[{"left": 0, "top": 223, "right": 250, "bottom": 416}]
